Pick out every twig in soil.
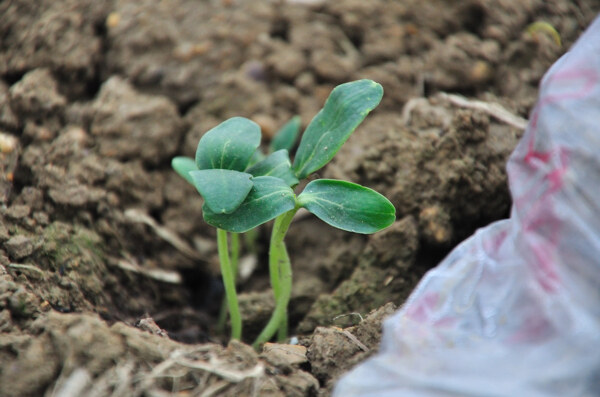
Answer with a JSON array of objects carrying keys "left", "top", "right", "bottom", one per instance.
[
  {"left": 114, "top": 256, "right": 182, "bottom": 284},
  {"left": 332, "top": 312, "right": 364, "bottom": 324},
  {"left": 88, "top": 361, "right": 142, "bottom": 397},
  {"left": 133, "top": 353, "right": 178, "bottom": 395},
  {"left": 438, "top": 92, "right": 529, "bottom": 130},
  {"left": 107, "top": 361, "right": 135, "bottom": 397},
  {"left": 333, "top": 327, "right": 369, "bottom": 352},
  {"left": 124, "top": 208, "right": 204, "bottom": 261},
  {"left": 198, "top": 380, "right": 230, "bottom": 397},
  {"left": 7, "top": 263, "right": 45, "bottom": 279},
  {"left": 50, "top": 368, "right": 91, "bottom": 397},
  {"left": 174, "top": 355, "right": 265, "bottom": 383}
]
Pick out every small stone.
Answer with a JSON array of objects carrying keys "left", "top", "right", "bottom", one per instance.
[
  {"left": 4, "top": 235, "right": 34, "bottom": 259},
  {"left": 0, "top": 132, "right": 18, "bottom": 154},
  {"left": 310, "top": 50, "right": 355, "bottom": 81},
  {"left": 294, "top": 72, "right": 315, "bottom": 93},
  {"left": 419, "top": 205, "right": 452, "bottom": 246},
  {"left": 33, "top": 212, "right": 49, "bottom": 226},
  {"left": 268, "top": 46, "right": 306, "bottom": 80},
  {"left": 262, "top": 343, "right": 308, "bottom": 368},
  {"left": 135, "top": 317, "right": 168, "bottom": 338},
  {"left": 14, "top": 187, "right": 44, "bottom": 210},
  {"left": 8, "top": 287, "right": 40, "bottom": 318},
  {"left": 4, "top": 204, "right": 31, "bottom": 220},
  {"left": 106, "top": 12, "right": 121, "bottom": 28},
  {"left": 90, "top": 77, "right": 185, "bottom": 165},
  {"left": 9, "top": 68, "right": 66, "bottom": 118}
]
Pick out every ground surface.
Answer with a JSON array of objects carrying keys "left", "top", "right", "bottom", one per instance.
[{"left": 0, "top": 0, "right": 598, "bottom": 396}]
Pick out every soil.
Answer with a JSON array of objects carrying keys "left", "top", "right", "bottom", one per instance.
[{"left": 0, "top": 0, "right": 598, "bottom": 396}]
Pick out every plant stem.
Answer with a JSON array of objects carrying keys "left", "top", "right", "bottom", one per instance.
[
  {"left": 217, "top": 228, "right": 241, "bottom": 340},
  {"left": 244, "top": 228, "right": 259, "bottom": 255},
  {"left": 216, "top": 232, "right": 241, "bottom": 333},
  {"left": 253, "top": 207, "right": 298, "bottom": 348},
  {"left": 230, "top": 232, "right": 240, "bottom": 276}
]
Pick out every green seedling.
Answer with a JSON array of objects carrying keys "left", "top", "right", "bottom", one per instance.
[
  {"left": 172, "top": 79, "right": 395, "bottom": 346},
  {"left": 526, "top": 21, "right": 562, "bottom": 47},
  {"left": 173, "top": 117, "right": 302, "bottom": 337}
]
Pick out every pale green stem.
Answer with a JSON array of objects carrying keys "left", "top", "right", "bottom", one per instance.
[
  {"left": 253, "top": 207, "right": 298, "bottom": 348},
  {"left": 230, "top": 232, "right": 240, "bottom": 276},
  {"left": 244, "top": 228, "right": 259, "bottom": 255},
  {"left": 216, "top": 232, "right": 241, "bottom": 333},
  {"left": 217, "top": 228, "right": 241, "bottom": 340}
]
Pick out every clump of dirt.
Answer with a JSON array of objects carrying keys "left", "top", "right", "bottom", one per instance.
[
  {"left": 0, "top": 309, "right": 319, "bottom": 397},
  {"left": 305, "top": 302, "right": 397, "bottom": 394},
  {"left": 0, "top": 0, "right": 598, "bottom": 395}
]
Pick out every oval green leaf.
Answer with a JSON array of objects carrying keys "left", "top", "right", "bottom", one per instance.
[
  {"left": 171, "top": 156, "right": 197, "bottom": 185},
  {"left": 190, "top": 169, "right": 253, "bottom": 214},
  {"left": 270, "top": 115, "right": 301, "bottom": 153},
  {"left": 246, "top": 150, "right": 299, "bottom": 187},
  {"left": 195, "top": 117, "right": 262, "bottom": 171},
  {"left": 292, "top": 80, "right": 383, "bottom": 179},
  {"left": 297, "top": 179, "right": 395, "bottom": 234},
  {"left": 203, "top": 176, "right": 296, "bottom": 233}
]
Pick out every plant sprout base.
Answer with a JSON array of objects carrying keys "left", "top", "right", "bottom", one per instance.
[
  {"left": 216, "top": 228, "right": 241, "bottom": 340},
  {"left": 254, "top": 206, "right": 299, "bottom": 348},
  {"left": 216, "top": 232, "right": 240, "bottom": 333},
  {"left": 172, "top": 79, "right": 395, "bottom": 347}
]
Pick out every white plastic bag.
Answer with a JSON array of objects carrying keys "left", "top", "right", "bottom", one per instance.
[{"left": 334, "top": 16, "right": 600, "bottom": 397}]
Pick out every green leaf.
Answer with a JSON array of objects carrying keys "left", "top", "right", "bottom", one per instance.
[
  {"left": 190, "top": 169, "right": 253, "bottom": 214},
  {"left": 247, "top": 149, "right": 266, "bottom": 167},
  {"left": 171, "top": 156, "right": 197, "bottom": 185},
  {"left": 203, "top": 176, "right": 296, "bottom": 233},
  {"left": 297, "top": 179, "right": 395, "bottom": 234},
  {"left": 269, "top": 115, "right": 301, "bottom": 153},
  {"left": 195, "top": 117, "right": 262, "bottom": 171},
  {"left": 246, "top": 150, "right": 299, "bottom": 187},
  {"left": 292, "top": 80, "right": 383, "bottom": 179}
]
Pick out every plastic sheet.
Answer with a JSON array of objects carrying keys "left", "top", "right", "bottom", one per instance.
[{"left": 334, "top": 15, "right": 600, "bottom": 397}]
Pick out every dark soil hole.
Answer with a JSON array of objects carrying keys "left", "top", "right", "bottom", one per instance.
[
  {"left": 457, "top": 3, "right": 487, "bottom": 34},
  {"left": 343, "top": 26, "right": 364, "bottom": 50},
  {"left": 154, "top": 267, "right": 224, "bottom": 343},
  {"left": 270, "top": 18, "right": 290, "bottom": 41},
  {"left": 453, "top": 208, "right": 512, "bottom": 246},
  {"left": 2, "top": 71, "right": 25, "bottom": 86},
  {"left": 177, "top": 99, "right": 198, "bottom": 116},
  {"left": 415, "top": 241, "right": 452, "bottom": 274},
  {"left": 179, "top": 267, "right": 224, "bottom": 315},
  {"left": 153, "top": 307, "right": 214, "bottom": 344}
]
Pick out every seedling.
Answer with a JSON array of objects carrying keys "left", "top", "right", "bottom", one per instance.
[
  {"left": 172, "top": 80, "right": 395, "bottom": 346},
  {"left": 526, "top": 21, "right": 562, "bottom": 47},
  {"left": 173, "top": 117, "right": 302, "bottom": 337}
]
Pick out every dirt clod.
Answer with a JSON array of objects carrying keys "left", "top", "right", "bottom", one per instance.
[
  {"left": 90, "top": 77, "right": 185, "bottom": 165},
  {"left": 4, "top": 235, "right": 35, "bottom": 260},
  {"left": 307, "top": 303, "right": 397, "bottom": 393}
]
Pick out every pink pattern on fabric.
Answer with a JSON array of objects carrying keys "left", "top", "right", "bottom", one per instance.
[{"left": 513, "top": 66, "right": 598, "bottom": 292}]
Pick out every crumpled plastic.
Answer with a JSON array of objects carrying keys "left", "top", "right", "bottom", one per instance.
[{"left": 334, "top": 15, "right": 600, "bottom": 397}]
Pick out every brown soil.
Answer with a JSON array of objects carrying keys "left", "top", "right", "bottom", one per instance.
[{"left": 0, "top": 1, "right": 598, "bottom": 396}]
